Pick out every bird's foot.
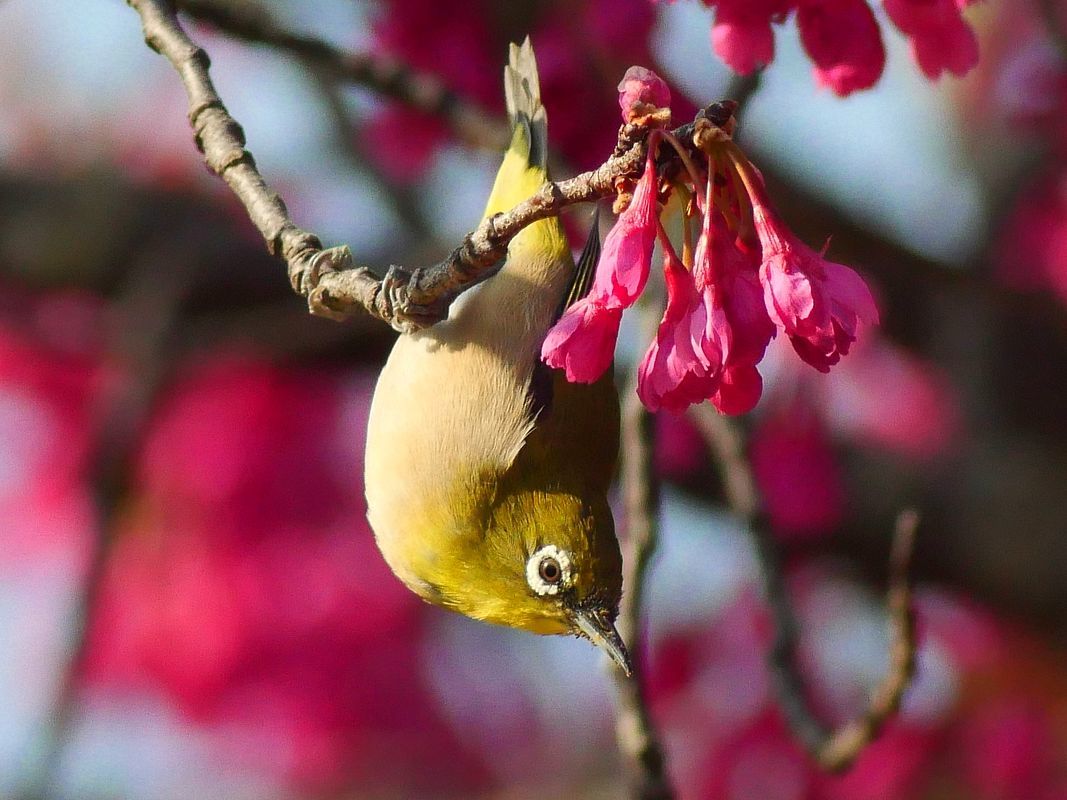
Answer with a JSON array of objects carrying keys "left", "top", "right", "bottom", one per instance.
[{"left": 378, "top": 265, "right": 449, "bottom": 333}]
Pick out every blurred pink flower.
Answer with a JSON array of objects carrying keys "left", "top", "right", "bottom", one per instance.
[
  {"left": 366, "top": 0, "right": 667, "bottom": 177},
  {"left": 646, "top": 559, "right": 1067, "bottom": 800},
  {"left": 699, "top": 711, "right": 812, "bottom": 800},
  {"left": 824, "top": 335, "right": 960, "bottom": 459},
  {"left": 653, "top": 410, "right": 708, "bottom": 480},
  {"left": 960, "top": 700, "right": 1058, "bottom": 800},
  {"left": 0, "top": 303, "right": 100, "bottom": 565},
  {"left": 618, "top": 65, "right": 672, "bottom": 122},
  {"left": 361, "top": 107, "right": 450, "bottom": 184},
  {"left": 818, "top": 723, "right": 934, "bottom": 800},
  {"left": 884, "top": 0, "right": 980, "bottom": 80},
  {"left": 797, "top": 0, "right": 886, "bottom": 96},
  {"left": 996, "top": 170, "right": 1067, "bottom": 304},
  {"left": 662, "top": 0, "right": 978, "bottom": 91},
  {"left": 708, "top": 0, "right": 794, "bottom": 76},
  {"left": 751, "top": 403, "right": 845, "bottom": 539},
  {"left": 994, "top": 38, "right": 1067, "bottom": 146},
  {"left": 915, "top": 589, "right": 1005, "bottom": 671},
  {"left": 85, "top": 356, "right": 484, "bottom": 792}
]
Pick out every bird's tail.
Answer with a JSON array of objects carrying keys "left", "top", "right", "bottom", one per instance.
[
  {"left": 504, "top": 37, "right": 547, "bottom": 172},
  {"left": 482, "top": 37, "right": 551, "bottom": 220}
]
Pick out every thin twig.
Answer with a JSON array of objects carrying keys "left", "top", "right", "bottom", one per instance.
[
  {"left": 613, "top": 300, "right": 674, "bottom": 800},
  {"left": 175, "top": 0, "right": 508, "bottom": 151},
  {"left": 688, "top": 405, "right": 919, "bottom": 773},
  {"left": 125, "top": 0, "right": 705, "bottom": 332},
  {"left": 309, "top": 69, "right": 437, "bottom": 246}
]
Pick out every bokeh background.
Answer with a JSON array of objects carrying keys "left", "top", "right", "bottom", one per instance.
[{"left": 2, "top": 0, "right": 1067, "bottom": 798}]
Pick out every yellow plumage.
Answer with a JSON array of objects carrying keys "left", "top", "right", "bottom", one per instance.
[{"left": 364, "top": 39, "right": 628, "bottom": 672}]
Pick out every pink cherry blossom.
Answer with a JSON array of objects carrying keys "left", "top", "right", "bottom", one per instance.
[
  {"left": 588, "top": 153, "right": 660, "bottom": 307},
  {"left": 617, "top": 65, "right": 672, "bottom": 122},
  {"left": 750, "top": 184, "right": 878, "bottom": 372},
  {"left": 796, "top": 0, "right": 886, "bottom": 96},
  {"left": 884, "top": 0, "right": 980, "bottom": 80},
  {"left": 692, "top": 210, "right": 776, "bottom": 414},
  {"left": 710, "top": 226, "right": 776, "bottom": 413},
  {"left": 653, "top": 411, "right": 708, "bottom": 479},
  {"left": 540, "top": 297, "right": 623, "bottom": 383},
  {"left": 707, "top": 0, "right": 795, "bottom": 76},
  {"left": 542, "top": 152, "right": 658, "bottom": 385},
  {"left": 691, "top": 212, "right": 730, "bottom": 377},
  {"left": 637, "top": 245, "right": 717, "bottom": 412}
]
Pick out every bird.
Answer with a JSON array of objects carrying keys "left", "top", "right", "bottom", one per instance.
[{"left": 363, "top": 38, "right": 630, "bottom": 675}]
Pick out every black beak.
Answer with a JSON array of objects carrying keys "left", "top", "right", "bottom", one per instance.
[{"left": 573, "top": 606, "right": 633, "bottom": 677}]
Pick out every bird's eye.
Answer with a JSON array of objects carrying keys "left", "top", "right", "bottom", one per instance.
[
  {"left": 526, "top": 544, "right": 571, "bottom": 596},
  {"left": 538, "top": 557, "right": 561, "bottom": 584}
]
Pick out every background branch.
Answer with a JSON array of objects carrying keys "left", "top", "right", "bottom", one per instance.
[
  {"left": 614, "top": 300, "right": 673, "bottom": 800},
  {"left": 175, "top": 0, "right": 509, "bottom": 151},
  {"left": 689, "top": 405, "right": 919, "bottom": 772}
]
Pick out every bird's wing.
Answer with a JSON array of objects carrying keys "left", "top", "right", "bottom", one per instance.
[
  {"left": 529, "top": 215, "right": 603, "bottom": 415},
  {"left": 557, "top": 208, "right": 601, "bottom": 318}
]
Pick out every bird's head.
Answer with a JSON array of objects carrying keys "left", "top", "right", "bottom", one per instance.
[{"left": 437, "top": 487, "right": 630, "bottom": 675}]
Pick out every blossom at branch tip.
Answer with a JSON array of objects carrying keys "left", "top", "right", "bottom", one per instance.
[
  {"left": 542, "top": 152, "right": 659, "bottom": 385},
  {"left": 749, "top": 179, "right": 878, "bottom": 372},
  {"left": 540, "top": 297, "right": 623, "bottom": 384},
  {"left": 588, "top": 153, "right": 660, "bottom": 308},
  {"left": 883, "top": 0, "right": 980, "bottom": 80},
  {"left": 618, "top": 66, "right": 672, "bottom": 123},
  {"left": 796, "top": 0, "right": 886, "bottom": 96},
  {"left": 637, "top": 244, "right": 717, "bottom": 412}
]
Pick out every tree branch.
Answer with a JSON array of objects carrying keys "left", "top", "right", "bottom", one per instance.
[
  {"left": 688, "top": 406, "right": 919, "bottom": 773},
  {"left": 614, "top": 301, "right": 674, "bottom": 800},
  {"left": 125, "top": 0, "right": 700, "bottom": 332}
]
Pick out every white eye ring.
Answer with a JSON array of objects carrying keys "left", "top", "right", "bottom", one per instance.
[{"left": 526, "top": 545, "right": 572, "bottom": 596}]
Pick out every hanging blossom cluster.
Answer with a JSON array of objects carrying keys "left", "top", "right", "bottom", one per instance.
[
  {"left": 541, "top": 67, "right": 878, "bottom": 415},
  {"left": 657, "top": 0, "right": 981, "bottom": 96}
]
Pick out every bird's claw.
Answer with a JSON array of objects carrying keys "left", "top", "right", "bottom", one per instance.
[{"left": 379, "top": 265, "right": 447, "bottom": 333}]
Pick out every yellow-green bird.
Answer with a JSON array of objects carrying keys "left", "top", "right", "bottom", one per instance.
[{"left": 364, "top": 39, "right": 629, "bottom": 674}]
